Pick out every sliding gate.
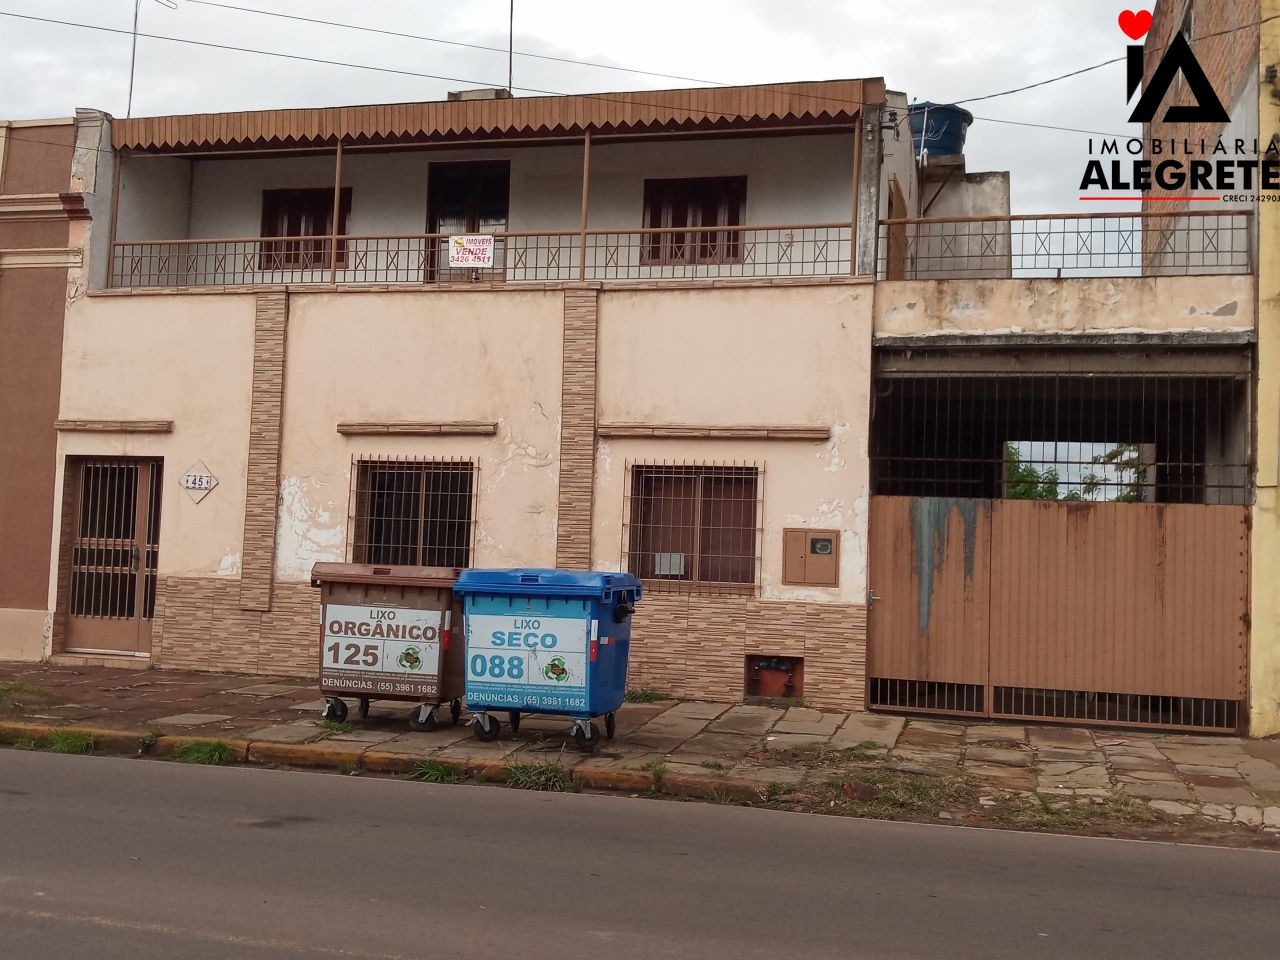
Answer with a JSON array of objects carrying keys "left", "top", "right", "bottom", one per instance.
[{"left": 867, "top": 356, "right": 1250, "bottom": 732}]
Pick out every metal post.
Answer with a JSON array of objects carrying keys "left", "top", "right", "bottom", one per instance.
[
  {"left": 507, "top": 0, "right": 514, "bottom": 93},
  {"left": 578, "top": 131, "right": 591, "bottom": 282},
  {"left": 330, "top": 139, "right": 344, "bottom": 286},
  {"left": 850, "top": 121, "right": 862, "bottom": 277},
  {"left": 108, "top": 151, "right": 123, "bottom": 287}
]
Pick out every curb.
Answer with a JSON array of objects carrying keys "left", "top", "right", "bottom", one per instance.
[{"left": 0, "top": 720, "right": 772, "bottom": 802}]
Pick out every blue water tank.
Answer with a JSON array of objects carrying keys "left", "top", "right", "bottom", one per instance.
[{"left": 908, "top": 102, "right": 974, "bottom": 158}]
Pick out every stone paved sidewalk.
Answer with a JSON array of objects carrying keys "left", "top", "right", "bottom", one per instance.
[{"left": 3, "top": 661, "right": 1279, "bottom": 834}]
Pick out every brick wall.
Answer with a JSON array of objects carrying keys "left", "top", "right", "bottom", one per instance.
[
  {"left": 627, "top": 593, "right": 868, "bottom": 711},
  {"left": 556, "top": 289, "right": 598, "bottom": 569},
  {"left": 1145, "top": 0, "right": 1261, "bottom": 201},
  {"left": 239, "top": 292, "right": 289, "bottom": 611},
  {"left": 153, "top": 576, "right": 319, "bottom": 676}
]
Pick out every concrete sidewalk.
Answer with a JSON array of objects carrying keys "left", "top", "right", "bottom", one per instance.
[{"left": 3, "top": 660, "right": 1279, "bottom": 837}]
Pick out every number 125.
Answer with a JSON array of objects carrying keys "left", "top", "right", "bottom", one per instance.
[{"left": 327, "top": 642, "right": 377, "bottom": 667}]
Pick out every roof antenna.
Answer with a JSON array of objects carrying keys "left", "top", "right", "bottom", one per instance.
[
  {"left": 127, "top": 0, "right": 178, "bottom": 119},
  {"left": 507, "top": 0, "right": 514, "bottom": 94}
]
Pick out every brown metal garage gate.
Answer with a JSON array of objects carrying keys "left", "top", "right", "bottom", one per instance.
[{"left": 866, "top": 348, "right": 1250, "bottom": 733}]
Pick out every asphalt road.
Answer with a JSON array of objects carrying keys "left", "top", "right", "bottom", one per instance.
[{"left": 1, "top": 752, "right": 1277, "bottom": 960}]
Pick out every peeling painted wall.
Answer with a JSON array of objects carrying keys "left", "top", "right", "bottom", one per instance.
[
  {"left": 874, "top": 275, "right": 1256, "bottom": 337},
  {"left": 274, "top": 289, "right": 564, "bottom": 582},
  {"left": 52, "top": 293, "right": 257, "bottom": 584},
  {"left": 592, "top": 284, "right": 873, "bottom": 602}
]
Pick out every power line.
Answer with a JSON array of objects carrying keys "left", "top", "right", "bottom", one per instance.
[
  {"left": 0, "top": 9, "right": 892, "bottom": 126},
  {"left": 4, "top": 7, "right": 1256, "bottom": 149},
  {"left": 182, "top": 0, "right": 726, "bottom": 87},
  {"left": 953, "top": 14, "right": 1280, "bottom": 106},
  {"left": 954, "top": 58, "right": 1124, "bottom": 106},
  {"left": 0, "top": 9, "right": 1135, "bottom": 142}
]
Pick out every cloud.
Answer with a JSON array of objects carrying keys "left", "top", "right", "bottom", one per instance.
[{"left": 0, "top": 0, "right": 1145, "bottom": 212}]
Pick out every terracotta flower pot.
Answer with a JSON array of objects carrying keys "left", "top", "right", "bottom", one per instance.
[{"left": 753, "top": 666, "right": 793, "bottom": 698}]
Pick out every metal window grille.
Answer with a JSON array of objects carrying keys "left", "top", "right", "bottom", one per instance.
[
  {"left": 348, "top": 457, "right": 476, "bottom": 568},
  {"left": 622, "top": 461, "right": 763, "bottom": 595},
  {"left": 871, "top": 370, "right": 1252, "bottom": 504}
]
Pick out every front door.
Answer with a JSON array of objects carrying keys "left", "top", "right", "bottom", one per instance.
[
  {"left": 65, "top": 458, "right": 162, "bottom": 656},
  {"left": 426, "top": 161, "right": 510, "bottom": 280}
]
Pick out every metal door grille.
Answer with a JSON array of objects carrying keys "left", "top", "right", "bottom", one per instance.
[
  {"left": 871, "top": 371, "right": 1252, "bottom": 504},
  {"left": 69, "top": 460, "right": 161, "bottom": 621}
]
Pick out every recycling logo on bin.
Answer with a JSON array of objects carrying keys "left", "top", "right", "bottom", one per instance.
[{"left": 464, "top": 614, "right": 592, "bottom": 711}]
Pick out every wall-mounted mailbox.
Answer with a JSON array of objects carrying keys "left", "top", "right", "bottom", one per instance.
[{"left": 782, "top": 528, "right": 840, "bottom": 587}]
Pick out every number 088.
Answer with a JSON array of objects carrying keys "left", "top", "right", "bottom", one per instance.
[{"left": 470, "top": 654, "right": 525, "bottom": 680}]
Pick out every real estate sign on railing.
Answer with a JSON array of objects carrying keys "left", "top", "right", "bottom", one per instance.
[{"left": 448, "top": 234, "right": 495, "bottom": 268}]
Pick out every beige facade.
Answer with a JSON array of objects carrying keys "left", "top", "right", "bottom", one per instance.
[
  {"left": 19, "top": 70, "right": 1268, "bottom": 732},
  {"left": 874, "top": 275, "right": 1257, "bottom": 338}
]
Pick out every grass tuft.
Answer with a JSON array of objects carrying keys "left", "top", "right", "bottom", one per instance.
[
  {"left": 319, "top": 720, "right": 357, "bottom": 734},
  {"left": 991, "top": 794, "right": 1157, "bottom": 831},
  {"left": 505, "top": 762, "right": 567, "bottom": 791},
  {"left": 624, "top": 688, "right": 671, "bottom": 704},
  {"left": 140, "top": 730, "right": 165, "bottom": 753},
  {"left": 13, "top": 736, "right": 39, "bottom": 751},
  {"left": 171, "top": 739, "right": 235, "bottom": 765},
  {"left": 645, "top": 757, "right": 668, "bottom": 789},
  {"left": 412, "top": 759, "right": 466, "bottom": 784},
  {"left": 45, "top": 730, "right": 95, "bottom": 755}
]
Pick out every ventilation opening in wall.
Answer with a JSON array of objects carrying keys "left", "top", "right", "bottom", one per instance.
[
  {"left": 992, "top": 686, "right": 1240, "bottom": 732},
  {"left": 869, "top": 678, "right": 985, "bottom": 716},
  {"left": 745, "top": 655, "right": 803, "bottom": 701}
]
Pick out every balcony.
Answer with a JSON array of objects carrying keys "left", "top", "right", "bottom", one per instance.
[
  {"left": 877, "top": 209, "right": 1253, "bottom": 280},
  {"left": 109, "top": 224, "right": 855, "bottom": 288}
]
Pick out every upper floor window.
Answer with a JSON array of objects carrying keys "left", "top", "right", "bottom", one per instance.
[
  {"left": 349, "top": 458, "right": 475, "bottom": 568},
  {"left": 642, "top": 176, "right": 746, "bottom": 265},
  {"left": 259, "top": 187, "right": 351, "bottom": 269}
]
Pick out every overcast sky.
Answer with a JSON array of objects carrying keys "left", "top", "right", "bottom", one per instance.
[{"left": 0, "top": 0, "right": 1143, "bottom": 212}]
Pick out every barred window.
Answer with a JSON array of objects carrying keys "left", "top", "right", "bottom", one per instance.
[
  {"left": 349, "top": 459, "right": 475, "bottom": 568},
  {"left": 625, "top": 463, "right": 761, "bottom": 591}
]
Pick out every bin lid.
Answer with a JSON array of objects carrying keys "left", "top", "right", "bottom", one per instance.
[
  {"left": 454, "top": 568, "right": 641, "bottom": 598},
  {"left": 310, "top": 562, "right": 460, "bottom": 589}
]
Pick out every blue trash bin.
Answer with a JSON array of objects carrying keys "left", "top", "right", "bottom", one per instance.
[{"left": 454, "top": 568, "right": 641, "bottom": 751}]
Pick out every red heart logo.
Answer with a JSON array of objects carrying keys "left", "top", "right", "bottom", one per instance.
[{"left": 1118, "top": 9, "right": 1153, "bottom": 40}]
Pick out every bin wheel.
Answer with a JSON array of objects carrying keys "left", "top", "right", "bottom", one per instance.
[
  {"left": 358, "top": 697, "right": 371, "bottom": 720},
  {"left": 572, "top": 722, "right": 601, "bottom": 753},
  {"left": 321, "top": 697, "right": 348, "bottom": 723},
  {"left": 450, "top": 699, "right": 462, "bottom": 725},
  {"left": 408, "top": 705, "right": 438, "bottom": 732},
  {"left": 508, "top": 711, "right": 522, "bottom": 735},
  {"left": 605, "top": 711, "right": 616, "bottom": 740},
  {"left": 473, "top": 713, "right": 500, "bottom": 742}
]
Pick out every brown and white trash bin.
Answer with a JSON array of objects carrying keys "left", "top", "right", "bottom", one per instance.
[{"left": 310, "top": 562, "right": 465, "bottom": 731}]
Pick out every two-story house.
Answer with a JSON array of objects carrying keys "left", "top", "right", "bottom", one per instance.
[{"left": 4, "top": 72, "right": 1268, "bottom": 734}]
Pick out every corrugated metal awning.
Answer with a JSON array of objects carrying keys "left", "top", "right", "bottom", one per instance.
[{"left": 111, "top": 78, "right": 882, "bottom": 153}]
